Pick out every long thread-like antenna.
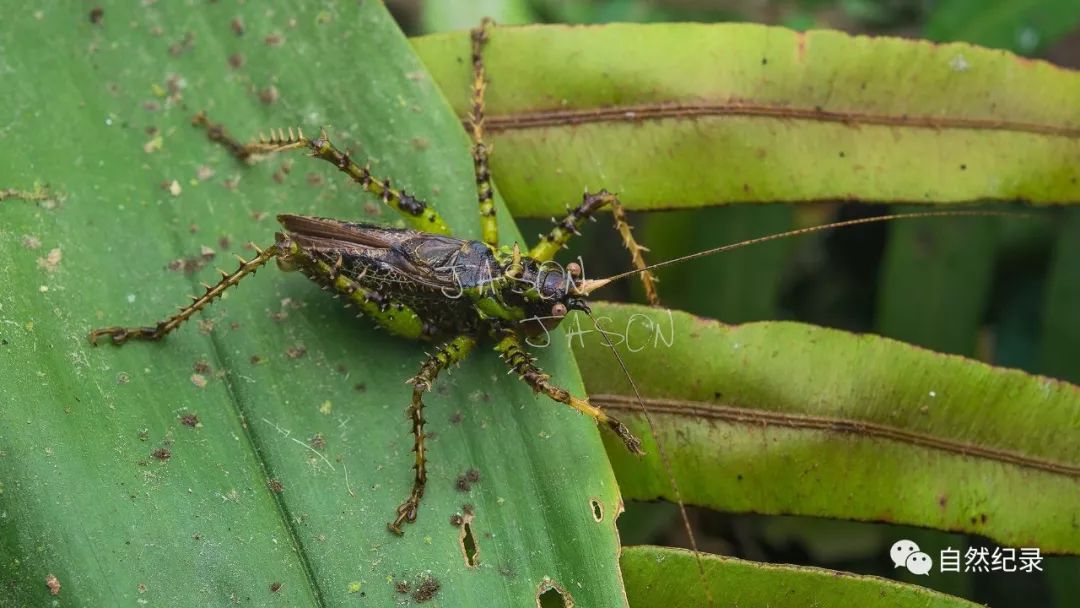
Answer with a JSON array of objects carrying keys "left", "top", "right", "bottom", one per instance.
[
  {"left": 576, "top": 209, "right": 1029, "bottom": 295},
  {"left": 585, "top": 309, "right": 713, "bottom": 607}
]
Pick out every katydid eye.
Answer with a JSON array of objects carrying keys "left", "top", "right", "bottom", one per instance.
[
  {"left": 566, "top": 262, "right": 582, "bottom": 278},
  {"left": 551, "top": 303, "right": 568, "bottom": 318}
]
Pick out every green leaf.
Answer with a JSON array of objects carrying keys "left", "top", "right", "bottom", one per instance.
[
  {"left": 573, "top": 303, "right": 1080, "bottom": 553},
  {"left": 874, "top": 206, "right": 1001, "bottom": 356},
  {"left": 411, "top": 23, "right": 1080, "bottom": 216},
  {"left": 0, "top": 2, "right": 624, "bottom": 605},
  {"left": 1041, "top": 210, "right": 1080, "bottom": 383},
  {"left": 622, "top": 545, "right": 981, "bottom": 607},
  {"left": 925, "top": 0, "right": 1080, "bottom": 55}
]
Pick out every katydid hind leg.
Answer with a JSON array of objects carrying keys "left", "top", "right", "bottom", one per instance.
[
  {"left": 389, "top": 335, "right": 476, "bottom": 534},
  {"left": 88, "top": 244, "right": 279, "bottom": 346}
]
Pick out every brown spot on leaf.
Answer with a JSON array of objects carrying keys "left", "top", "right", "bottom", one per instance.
[
  {"left": 166, "top": 246, "right": 215, "bottom": 274},
  {"left": 45, "top": 574, "right": 60, "bottom": 596},
  {"left": 168, "top": 32, "right": 195, "bottom": 56},
  {"left": 796, "top": 31, "right": 807, "bottom": 60},
  {"left": 456, "top": 470, "right": 480, "bottom": 492},
  {"left": 37, "top": 248, "right": 62, "bottom": 273},
  {"left": 411, "top": 576, "right": 440, "bottom": 603},
  {"left": 152, "top": 447, "right": 171, "bottom": 461},
  {"left": 180, "top": 413, "right": 200, "bottom": 428},
  {"left": 259, "top": 85, "right": 279, "bottom": 105}
]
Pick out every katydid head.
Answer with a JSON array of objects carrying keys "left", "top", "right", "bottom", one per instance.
[{"left": 510, "top": 257, "right": 592, "bottom": 333}]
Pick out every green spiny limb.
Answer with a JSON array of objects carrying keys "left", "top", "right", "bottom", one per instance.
[
  {"left": 306, "top": 256, "right": 431, "bottom": 341},
  {"left": 306, "top": 136, "right": 452, "bottom": 235},
  {"left": 529, "top": 190, "right": 659, "bottom": 302},
  {"left": 191, "top": 111, "right": 305, "bottom": 160},
  {"left": 492, "top": 328, "right": 644, "bottom": 455},
  {"left": 389, "top": 334, "right": 477, "bottom": 535},
  {"left": 192, "top": 112, "right": 451, "bottom": 234},
  {"left": 470, "top": 18, "right": 498, "bottom": 246},
  {"left": 609, "top": 199, "right": 660, "bottom": 305},
  {"left": 89, "top": 244, "right": 279, "bottom": 345},
  {"left": 528, "top": 190, "right": 619, "bottom": 262}
]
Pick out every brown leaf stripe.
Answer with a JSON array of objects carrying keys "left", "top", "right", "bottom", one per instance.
[
  {"left": 481, "top": 102, "right": 1080, "bottom": 138},
  {"left": 593, "top": 393, "right": 1080, "bottom": 478}
]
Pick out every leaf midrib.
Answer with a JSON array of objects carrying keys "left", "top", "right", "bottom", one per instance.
[
  {"left": 207, "top": 327, "right": 328, "bottom": 606},
  {"left": 477, "top": 100, "right": 1080, "bottom": 138},
  {"left": 594, "top": 393, "right": 1080, "bottom": 478}
]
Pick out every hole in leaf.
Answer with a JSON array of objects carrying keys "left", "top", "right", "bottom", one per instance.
[
  {"left": 461, "top": 521, "right": 479, "bottom": 567},
  {"left": 590, "top": 498, "right": 603, "bottom": 522},
  {"left": 536, "top": 579, "right": 573, "bottom": 608}
]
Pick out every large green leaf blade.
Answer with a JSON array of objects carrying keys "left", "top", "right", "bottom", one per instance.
[
  {"left": 412, "top": 23, "right": 1080, "bottom": 215},
  {"left": 573, "top": 303, "right": 1080, "bottom": 552},
  {"left": 622, "top": 545, "right": 980, "bottom": 607},
  {"left": 0, "top": 2, "right": 624, "bottom": 606}
]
